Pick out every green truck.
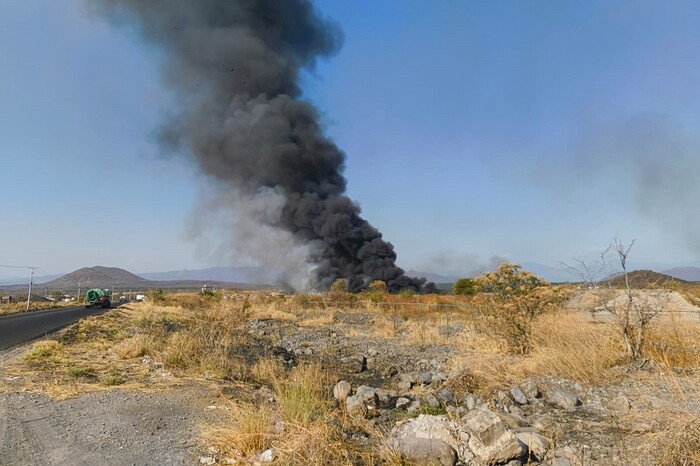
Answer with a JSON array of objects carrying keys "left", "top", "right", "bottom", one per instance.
[{"left": 85, "top": 288, "right": 111, "bottom": 309}]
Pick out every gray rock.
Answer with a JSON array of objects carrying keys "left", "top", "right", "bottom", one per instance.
[
  {"left": 426, "top": 393, "right": 441, "bottom": 409},
  {"left": 397, "top": 379, "right": 413, "bottom": 392},
  {"left": 462, "top": 408, "right": 525, "bottom": 465},
  {"left": 420, "top": 372, "right": 433, "bottom": 385},
  {"left": 355, "top": 385, "right": 378, "bottom": 399},
  {"left": 258, "top": 448, "right": 275, "bottom": 462},
  {"left": 465, "top": 394, "right": 478, "bottom": 411},
  {"left": 446, "top": 406, "right": 467, "bottom": 418},
  {"left": 388, "top": 415, "right": 458, "bottom": 466},
  {"left": 407, "top": 400, "right": 422, "bottom": 414},
  {"left": 520, "top": 379, "right": 541, "bottom": 399},
  {"left": 547, "top": 388, "right": 581, "bottom": 411},
  {"left": 345, "top": 395, "right": 367, "bottom": 417},
  {"left": 383, "top": 365, "right": 399, "bottom": 378},
  {"left": 397, "top": 374, "right": 414, "bottom": 392},
  {"left": 396, "top": 397, "right": 411, "bottom": 410},
  {"left": 515, "top": 431, "right": 550, "bottom": 461},
  {"left": 609, "top": 394, "right": 631, "bottom": 414},
  {"left": 437, "top": 388, "right": 455, "bottom": 405},
  {"left": 509, "top": 405, "right": 525, "bottom": 417},
  {"left": 496, "top": 390, "right": 513, "bottom": 405},
  {"left": 341, "top": 355, "right": 367, "bottom": 374},
  {"left": 496, "top": 412, "right": 530, "bottom": 430},
  {"left": 333, "top": 380, "right": 352, "bottom": 401},
  {"left": 551, "top": 458, "right": 573, "bottom": 466},
  {"left": 510, "top": 387, "right": 528, "bottom": 405},
  {"left": 345, "top": 385, "right": 378, "bottom": 417},
  {"left": 375, "top": 389, "right": 393, "bottom": 409}
]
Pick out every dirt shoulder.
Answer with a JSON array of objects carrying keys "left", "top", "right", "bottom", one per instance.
[
  {"left": 0, "top": 385, "right": 219, "bottom": 466},
  {"left": 0, "top": 314, "right": 229, "bottom": 466}
]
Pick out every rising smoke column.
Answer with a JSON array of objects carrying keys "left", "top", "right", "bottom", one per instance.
[{"left": 93, "top": 0, "right": 427, "bottom": 292}]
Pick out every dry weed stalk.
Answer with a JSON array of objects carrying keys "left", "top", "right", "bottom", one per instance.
[{"left": 567, "top": 239, "right": 672, "bottom": 361}]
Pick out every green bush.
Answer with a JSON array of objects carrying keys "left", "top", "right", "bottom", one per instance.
[{"left": 453, "top": 278, "right": 477, "bottom": 296}]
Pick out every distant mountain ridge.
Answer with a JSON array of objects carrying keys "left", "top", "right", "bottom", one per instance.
[
  {"left": 0, "top": 266, "right": 269, "bottom": 293},
  {"left": 42, "top": 266, "right": 148, "bottom": 289},
  {"left": 0, "top": 273, "right": 63, "bottom": 286},
  {"left": 662, "top": 267, "right": 700, "bottom": 282},
  {"left": 405, "top": 270, "right": 460, "bottom": 283},
  {"left": 139, "top": 266, "right": 280, "bottom": 284},
  {"left": 604, "top": 270, "right": 687, "bottom": 288}
]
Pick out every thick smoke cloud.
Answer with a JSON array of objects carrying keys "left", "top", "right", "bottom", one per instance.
[{"left": 93, "top": 0, "right": 427, "bottom": 292}]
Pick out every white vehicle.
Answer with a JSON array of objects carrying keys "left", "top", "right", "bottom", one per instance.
[{"left": 135, "top": 294, "right": 146, "bottom": 301}]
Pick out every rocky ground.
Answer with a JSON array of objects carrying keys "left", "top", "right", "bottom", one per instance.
[
  {"left": 251, "top": 311, "right": 699, "bottom": 465},
  {"left": 0, "top": 294, "right": 699, "bottom": 465}
]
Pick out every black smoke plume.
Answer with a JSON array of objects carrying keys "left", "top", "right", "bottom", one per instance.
[{"left": 93, "top": 0, "right": 428, "bottom": 292}]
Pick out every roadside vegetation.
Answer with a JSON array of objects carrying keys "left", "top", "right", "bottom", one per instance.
[
  {"left": 1, "top": 265, "right": 699, "bottom": 464},
  {"left": 0, "top": 299, "right": 79, "bottom": 316}
]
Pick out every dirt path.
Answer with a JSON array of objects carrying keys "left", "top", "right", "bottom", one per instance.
[
  {"left": 0, "top": 348, "right": 222, "bottom": 466},
  {"left": 0, "top": 388, "right": 220, "bottom": 466}
]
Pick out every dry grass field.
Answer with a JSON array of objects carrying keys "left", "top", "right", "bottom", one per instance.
[
  {"left": 2, "top": 286, "right": 700, "bottom": 465},
  {"left": 0, "top": 300, "right": 79, "bottom": 316}
]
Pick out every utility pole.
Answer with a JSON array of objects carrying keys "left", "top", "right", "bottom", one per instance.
[
  {"left": 0, "top": 264, "right": 38, "bottom": 310},
  {"left": 26, "top": 268, "right": 36, "bottom": 311}
]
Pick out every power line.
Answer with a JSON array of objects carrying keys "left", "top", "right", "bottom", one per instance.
[{"left": 0, "top": 264, "right": 39, "bottom": 311}]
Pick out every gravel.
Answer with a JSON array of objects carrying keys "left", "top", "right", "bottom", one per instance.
[{"left": 0, "top": 385, "right": 221, "bottom": 465}]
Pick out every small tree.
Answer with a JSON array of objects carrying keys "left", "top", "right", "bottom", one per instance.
[
  {"left": 329, "top": 278, "right": 348, "bottom": 294},
  {"left": 151, "top": 288, "right": 166, "bottom": 302},
  {"left": 472, "top": 263, "right": 561, "bottom": 354},
  {"left": 567, "top": 239, "right": 670, "bottom": 361},
  {"left": 368, "top": 280, "right": 388, "bottom": 294},
  {"left": 453, "top": 278, "right": 477, "bottom": 296}
]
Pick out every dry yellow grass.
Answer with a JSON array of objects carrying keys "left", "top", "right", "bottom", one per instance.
[
  {"left": 0, "top": 300, "right": 78, "bottom": 316},
  {"left": 447, "top": 311, "right": 625, "bottom": 392},
  {"left": 203, "top": 362, "right": 376, "bottom": 466},
  {"left": 273, "top": 364, "right": 331, "bottom": 428},
  {"left": 403, "top": 318, "right": 444, "bottom": 347},
  {"left": 204, "top": 402, "right": 275, "bottom": 457},
  {"left": 652, "top": 413, "right": 700, "bottom": 466},
  {"left": 631, "top": 370, "right": 700, "bottom": 465},
  {"left": 645, "top": 315, "right": 700, "bottom": 368},
  {"left": 296, "top": 310, "right": 335, "bottom": 327},
  {"left": 251, "top": 358, "right": 285, "bottom": 385},
  {"left": 1, "top": 299, "right": 254, "bottom": 398},
  {"left": 520, "top": 311, "right": 624, "bottom": 383}
]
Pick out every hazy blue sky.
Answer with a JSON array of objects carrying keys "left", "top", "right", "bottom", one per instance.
[{"left": 2, "top": 0, "right": 700, "bottom": 279}]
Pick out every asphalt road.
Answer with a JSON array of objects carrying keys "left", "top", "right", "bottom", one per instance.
[{"left": 0, "top": 306, "right": 110, "bottom": 351}]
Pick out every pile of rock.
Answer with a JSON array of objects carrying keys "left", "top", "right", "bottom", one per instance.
[{"left": 333, "top": 377, "right": 584, "bottom": 465}]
